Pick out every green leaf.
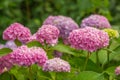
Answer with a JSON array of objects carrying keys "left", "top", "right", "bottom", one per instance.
[
  {"left": 26, "top": 41, "right": 42, "bottom": 47},
  {"left": 74, "top": 71, "right": 105, "bottom": 80},
  {"left": 10, "top": 66, "right": 28, "bottom": 80},
  {"left": 0, "top": 72, "right": 11, "bottom": 80},
  {"left": 105, "top": 66, "right": 116, "bottom": 77},
  {"left": 69, "top": 57, "right": 102, "bottom": 73},
  {"left": 14, "top": 39, "right": 22, "bottom": 46},
  {"left": 52, "top": 43, "right": 82, "bottom": 56},
  {"left": 0, "top": 48, "right": 12, "bottom": 56}
]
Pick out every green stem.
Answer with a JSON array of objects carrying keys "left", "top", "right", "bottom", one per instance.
[
  {"left": 29, "top": 66, "right": 32, "bottom": 80},
  {"left": 83, "top": 52, "right": 90, "bottom": 71},
  {"left": 50, "top": 72, "right": 56, "bottom": 80},
  {"left": 96, "top": 50, "right": 99, "bottom": 66},
  {"left": 107, "top": 40, "right": 112, "bottom": 65},
  {"left": 107, "top": 52, "right": 110, "bottom": 64},
  {"left": 26, "top": 0, "right": 30, "bottom": 21}
]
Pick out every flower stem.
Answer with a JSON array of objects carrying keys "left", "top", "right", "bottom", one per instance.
[
  {"left": 83, "top": 52, "right": 90, "bottom": 71},
  {"left": 96, "top": 50, "right": 100, "bottom": 66},
  {"left": 107, "top": 52, "right": 110, "bottom": 64},
  {"left": 50, "top": 72, "right": 56, "bottom": 80},
  {"left": 107, "top": 40, "right": 112, "bottom": 65},
  {"left": 29, "top": 66, "right": 33, "bottom": 80}
]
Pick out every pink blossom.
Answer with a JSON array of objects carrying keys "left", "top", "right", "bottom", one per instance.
[
  {"left": 115, "top": 66, "right": 120, "bottom": 75},
  {"left": 0, "top": 54, "right": 13, "bottom": 74},
  {"left": 81, "top": 14, "right": 111, "bottom": 29},
  {"left": 68, "top": 27, "right": 109, "bottom": 52},
  {"left": 36, "top": 25, "right": 59, "bottom": 46},
  {"left": 3, "top": 22, "right": 32, "bottom": 43},
  {"left": 5, "top": 40, "right": 17, "bottom": 50},
  {"left": 10, "top": 46, "right": 47, "bottom": 66},
  {"left": 43, "top": 58, "right": 70, "bottom": 72}
]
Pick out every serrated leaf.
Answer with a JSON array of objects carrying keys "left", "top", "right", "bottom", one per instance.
[
  {"left": 26, "top": 41, "right": 42, "bottom": 47},
  {"left": 0, "top": 48, "right": 12, "bottom": 56},
  {"left": 52, "top": 43, "right": 82, "bottom": 56},
  {"left": 74, "top": 71, "right": 105, "bottom": 80}
]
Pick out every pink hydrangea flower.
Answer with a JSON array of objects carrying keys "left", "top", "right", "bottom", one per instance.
[
  {"left": 0, "top": 54, "right": 13, "bottom": 74},
  {"left": 42, "top": 58, "right": 70, "bottom": 72},
  {"left": 5, "top": 40, "right": 17, "bottom": 50},
  {"left": 3, "top": 22, "right": 32, "bottom": 43},
  {"left": 36, "top": 25, "right": 60, "bottom": 46},
  {"left": 115, "top": 66, "right": 120, "bottom": 75},
  {"left": 29, "top": 47, "right": 48, "bottom": 66},
  {"left": 43, "top": 15, "right": 79, "bottom": 44},
  {"left": 68, "top": 27, "right": 109, "bottom": 52},
  {"left": 10, "top": 46, "right": 47, "bottom": 66},
  {"left": 80, "top": 14, "right": 111, "bottom": 29}
]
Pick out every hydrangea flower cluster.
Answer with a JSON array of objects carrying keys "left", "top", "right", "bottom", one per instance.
[
  {"left": 36, "top": 25, "right": 60, "bottom": 46},
  {"left": 103, "top": 28, "right": 119, "bottom": 38},
  {"left": 5, "top": 40, "right": 17, "bottom": 50},
  {"left": 42, "top": 58, "right": 70, "bottom": 72},
  {"left": 10, "top": 46, "right": 48, "bottom": 66},
  {"left": 0, "top": 54, "right": 13, "bottom": 74},
  {"left": 29, "top": 47, "right": 48, "bottom": 66},
  {"left": 80, "top": 14, "right": 111, "bottom": 29},
  {"left": 68, "top": 27, "right": 109, "bottom": 52},
  {"left": 3, "top": 22, "right": 32, "bottom": 43},
  {"left": 115, "top": 66, "right": 120, "bottom": 75},
  {"left": 43, "top": 15, "right": 79, "bottom": 44}
]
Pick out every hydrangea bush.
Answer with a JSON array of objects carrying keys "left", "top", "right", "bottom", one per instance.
[{"left": 0, "top": 15, "right": 120, "bottom": 80}]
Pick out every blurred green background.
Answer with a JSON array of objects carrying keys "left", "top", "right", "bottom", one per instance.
[{"left": 0, "top": 0, "right": 120, "bottom": 43}]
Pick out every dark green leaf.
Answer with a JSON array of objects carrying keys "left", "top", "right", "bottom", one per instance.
[{"left": 14, "top": 39, "right": 22, "bottom": 46}]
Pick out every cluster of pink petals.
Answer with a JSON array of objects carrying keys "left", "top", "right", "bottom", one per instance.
[
  {"left": 115, "top": 66, "right": 120, "bottom": 75},
  {"left": 29, "top": 47, "right": 48, "bottom": 66},
  {"left": 3, "top": 22, "right": 32, "bottom": 43},
  {"left": 36, "top": 25, "right": 60, "bottom": 46},
  {"left": 42, "top": 58, "right": 70, "bottom": 72},
  {"left": 0, "top": 54, "right": 13, "bottom": 74},
  {"left": 10, "top": 46, "right": 48, "bottom": 66},
  {"left": 68, "top": 27, "right": 109, "bottom": 52},
  {"left": 5, "top": 40, "right": 17, "bottom": 50},
  {"left": 80, "top": 14, "right": 111, "bottom": 29},
  {"left": 43, "top": 15, "right": 79, "bottom": 44}
]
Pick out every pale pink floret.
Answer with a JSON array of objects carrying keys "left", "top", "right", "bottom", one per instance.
[
  {"left": 81, "top": 14, "right": 111, "bottom": 29},
  {"left": 43, "top": 58, "right": 70, "bottom": 72},
  {"left": 36, "top": 25, "right": 60, "bottom": 46},
  {"left": 10, "top": 46, "right": 47, "bottom": 66},
  {"left": 0, "top": 54, "right": 13, "bottom": 74},
  {"left": 5, "top": 40, "right": 17, "bottom": 50},
  {"left": 115, "top": 66, "right": 120, "bottom": 75},
  {"left": 3, "top": 22, "right": 32, "bottom": 43},
  {"left": 68, "top": 27, "right": 109, "bottom": 52}
]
